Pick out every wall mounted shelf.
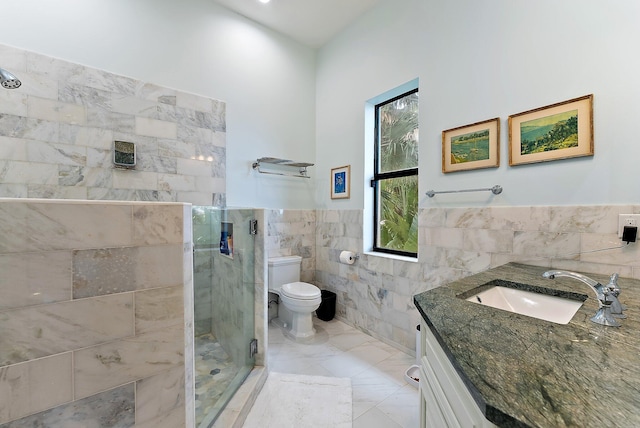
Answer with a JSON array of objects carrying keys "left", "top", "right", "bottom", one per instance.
[{"left": 252, "top": 157, "right": 314, "bottom": 178}]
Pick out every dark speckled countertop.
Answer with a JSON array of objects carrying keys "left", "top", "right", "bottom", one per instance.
[{"left": 413, "top": 263, "right": 640, "bottom": 428}]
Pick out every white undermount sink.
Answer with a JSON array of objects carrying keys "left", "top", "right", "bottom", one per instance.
[{"left": 465, "top": 283, "right": 585, "bottom": 324}]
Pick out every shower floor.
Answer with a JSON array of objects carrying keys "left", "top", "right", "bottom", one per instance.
[{"left": 194, "top": 334, "right": 237, "bottom": 427}]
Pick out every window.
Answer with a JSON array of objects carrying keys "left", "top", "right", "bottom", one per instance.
[{"left": 371, "top": 89, "right": 419, "bottom": 257}]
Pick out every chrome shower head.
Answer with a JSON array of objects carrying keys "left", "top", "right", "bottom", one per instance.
[{"left": 0, "top": 68, "right": 21, "bottom": 89}]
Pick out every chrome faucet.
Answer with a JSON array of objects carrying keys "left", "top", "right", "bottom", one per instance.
[
  {"left": 542, "top": 270, "right": 621, "bottom": 327},
  {"left": 605, "top": 273, "right": 626, "bottom": 318}
]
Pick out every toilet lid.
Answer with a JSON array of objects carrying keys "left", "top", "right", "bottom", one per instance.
[{"left": 281, "top": 282, "right": 321, "bottom": 300}]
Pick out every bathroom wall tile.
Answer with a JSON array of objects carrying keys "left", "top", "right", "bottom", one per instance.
[
  {"left": 73, "top": 244, "right": 184, "bottom": 298},
  {"left": 76, "top": 166, "right": 113, "bottom": 188},
  {"left": 0, "top": 352, "right": 72, "bottom": 425},
  {"left": 317, "top": 205, "right": 640, "bottom": 353},
  {"left": 421, "top": 227, "right": 464, "bottom": 249},
  {"left": 0, "top": 160, "right": 58, "bottom": 187},
  {"left": 419, "top": 207, "right": 446, "bottom": 228},
  {"left": 489, "top": 206, "right": 550, "bottom": 231},
  {"left": 419, "top": 266, "right": 467, "bottom": 291},
  {"left": 112, "top": 169, "right": 158, "bottom": 190},
  {"left": 176, "top": 158, "right": 215, "bottom": 177},
  {"left": 135, "top": 365, "right": 185, "bottom": 427},
  {"left": 135, "top": 286, "right": 184, "bottom": 335},
  {"left": 157, "top": 138, "right": 196, "bottom": 159},
  {"left": 135, "top": 244, "right": 185, "bottom": 289},
  {"left": 0, "top": 251, "right": 72, "bottom": 310},
  {"left": 444, "top": 207, "right": 492, "bottom": 229},
  {"left": 27, "top": 184, "right": 88, "bottom": 200},
  {"left": 27, "top": 97, "right": 87, "bottom": 125},
  {"left": 0, "top": 200, "right": 133, "bottom": 253},
  {"left": 580, "top": 232, "right": 640, "bottom": 266},
  {"left": 0, "top": 293, "right": 134, "bottom": 366},
  {"left": 549, "top": 205, "right": 622, "bottom": 234},
  {"left": 84, "top": 67, "right": 138, "bottom": 95},
  {"left": 27, "top": 53, "right": 85, "bottom": 86},
  {"left": 59, "top": 83, "right": 113, "bottom": 110},
  {"left": 58, "top": 125, "right": 113, "bottom": 149},
  {"left": 1, "top": 383, "right": 135, "bottom": 428},
  {"left": 137, "top": 82, "right": 177, "bottom": 104},
  {"left": 136, "top": 154, "right": 177, "bottom": 175},
  {"left": 512, "top": 231, "right": 581, "bottom": 259},
  {"left": 193, "top": 176, "right": 223, "bottom": 194},
  {"left": 0, "top": 91, "right": 27, "bottom": 116},
  {"left": 72, "top": 247, "right": 137, "bottom": 298},
  {"left": 74, "top": 324, "right": 184, "bottom": 399},
  {"left": 86, "top": 108, "right": 135, "bottom": 133},
  {"left": 111, "top": 94, "right": 158, "bottom": 117},
  {"left": 0, "top": 115, "right": 59, "bottom": 143},
  {"left": 463, "top": 229, "right": 513, "bottom": 253},
  {"left": 176, "top": 91, "right": 215, "bottom": 112},
  {"left": 0, "top": 184, "right": 26, "bottom": 198},
  {"left": 135, "top": 117, "right": 177, "bottom": 139},
  {"left": 0, "top": 137, "right": 28, "bottom": 162},
  {"left": 133, "top": 204, "right": 185, "bottom": 245},
  {"left": 27, "top": 141, "right": 87, "bottom": 166}
]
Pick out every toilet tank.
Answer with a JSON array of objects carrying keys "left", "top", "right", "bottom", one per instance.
[{"left": 268, "top": 256, "right": 302, "bottom": 289}]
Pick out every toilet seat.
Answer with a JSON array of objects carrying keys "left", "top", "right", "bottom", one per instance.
[{"left": 281, "top": 282, "right": 321, "bottom": 300}]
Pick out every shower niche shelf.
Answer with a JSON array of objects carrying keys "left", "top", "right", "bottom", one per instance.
[{"left": 252, "top": 157, "right": 314, "bottom": 178}]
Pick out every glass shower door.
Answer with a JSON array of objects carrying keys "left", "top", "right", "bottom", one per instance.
[{"left": 192, "top": 207, "right": 255, "bottom": 427}]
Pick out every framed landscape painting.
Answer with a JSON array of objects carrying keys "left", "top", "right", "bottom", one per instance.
[
  {"left": 331, "top": 165, "right": 350, "bottom": 199},
  {"left": 442, "top": 118, "right": 500, "bottom": 173},
  {"left": 509, "top": 94, "right": 593, "bottom": 166}
]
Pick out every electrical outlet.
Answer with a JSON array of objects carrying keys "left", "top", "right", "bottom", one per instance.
[{"left": 618, "top": 214, "right": 640, "bottom": 238}]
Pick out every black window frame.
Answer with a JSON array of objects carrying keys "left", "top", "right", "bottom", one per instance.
[{"left": 371, "top": 88, "right": 419, "bottom": 258}]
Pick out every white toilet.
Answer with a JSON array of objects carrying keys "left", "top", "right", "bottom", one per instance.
[{"left": 268, "top": 255, "right": 321, "bottom": 339}]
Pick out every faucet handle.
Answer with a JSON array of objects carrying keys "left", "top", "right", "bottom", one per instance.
[{"left": 606, "top": 273, "right": 621, "bottom": 296}]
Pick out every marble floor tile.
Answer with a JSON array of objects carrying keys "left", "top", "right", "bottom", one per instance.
[{"left": 268, "top": 318, "right": 419, "bottom": 428}]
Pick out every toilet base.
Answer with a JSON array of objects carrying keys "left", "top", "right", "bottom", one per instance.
[{"left": 273, "top": 303, "right": 317, "bottom": 340}]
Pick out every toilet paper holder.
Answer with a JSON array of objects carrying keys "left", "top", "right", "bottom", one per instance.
[{"left": 339, "top": 251, "right": 359, "bottom": 265}]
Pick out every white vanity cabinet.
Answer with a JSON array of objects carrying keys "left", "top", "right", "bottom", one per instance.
[{"left": 419, "top": 320, "right": 498, "bottom": 428}]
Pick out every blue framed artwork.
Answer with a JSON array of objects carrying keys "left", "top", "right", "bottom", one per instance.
[{"left": 330, "top": 165, "right": 350, "bottom": 199}]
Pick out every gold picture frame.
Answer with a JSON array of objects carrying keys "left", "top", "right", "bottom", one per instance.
[
  {"left": 509, "top": 94, "right": 593, "bottom": 166},
  {"left": 442, "top": 118, "right": 500, "bottom": 173},
  {"left": 330, "top": 165, "right": 350, "bottom": 199}
]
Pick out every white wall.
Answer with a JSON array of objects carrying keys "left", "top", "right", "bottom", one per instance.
[
  {"left": 0, "top": 0, "right": 317, "bottom": 209},
  {"left": 316, "top": 0, "right": 640, "bottom": 209}
]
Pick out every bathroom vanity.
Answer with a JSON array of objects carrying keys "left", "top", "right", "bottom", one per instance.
[{"left": 414, "top": 263, "right": 640, "bottom": 427}]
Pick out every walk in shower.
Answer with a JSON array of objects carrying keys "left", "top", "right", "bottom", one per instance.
[{"left": 192, "top": 206, "right": 256, "bottom": 426}]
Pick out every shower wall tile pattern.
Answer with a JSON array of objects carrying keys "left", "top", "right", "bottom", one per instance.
[
  {"left": 0, "top": 43, "right": 226, "bottom": 206},
  {"left": 0, "top": 199, "right": 194, "bottom": 427},
  {"left": 315, "top": 205, "right": 640, "bottom": 353},
  {"left": 266, "top": 209, "right": 316, "bottom": 283}
]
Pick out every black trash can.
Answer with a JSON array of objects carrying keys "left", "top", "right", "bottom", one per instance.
[{"left": 316, "top": 290, "right": 336, "bottom": 321}]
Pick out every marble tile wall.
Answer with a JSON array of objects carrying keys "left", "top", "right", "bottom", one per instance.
[
  {"left": 0, "top": 198, "right": 194, "bottom": 427},
  {"left": 0, "top": 43, "right": 226, "bottom": 206},
  {"left": 266, "top": 209, "right": 316, "bottom": 283},
  {"left": 315, "top": 205, "right": 640, "bottom": 353}
]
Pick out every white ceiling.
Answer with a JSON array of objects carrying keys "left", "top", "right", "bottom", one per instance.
[{"left": 213, "top": 0, "right": 382, "bottom": 48}]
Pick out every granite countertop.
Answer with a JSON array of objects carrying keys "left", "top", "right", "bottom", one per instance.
[{"left": 413, "top": 263, "right": 640, "bottom": 428}]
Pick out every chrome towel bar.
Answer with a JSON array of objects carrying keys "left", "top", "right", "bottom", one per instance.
[{"left": 426, "top": 185, "right": 502, "bottom": 198}]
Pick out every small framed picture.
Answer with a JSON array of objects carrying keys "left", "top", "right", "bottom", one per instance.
[
  {"left": 442, "top": 118, "right": 500, "bottom": 173},
  {"left": 509, "top": 94, "right": 593, "bottom": 166},
  {"left": 331, "top": 165, "right": 350, "bottom": 199}
]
